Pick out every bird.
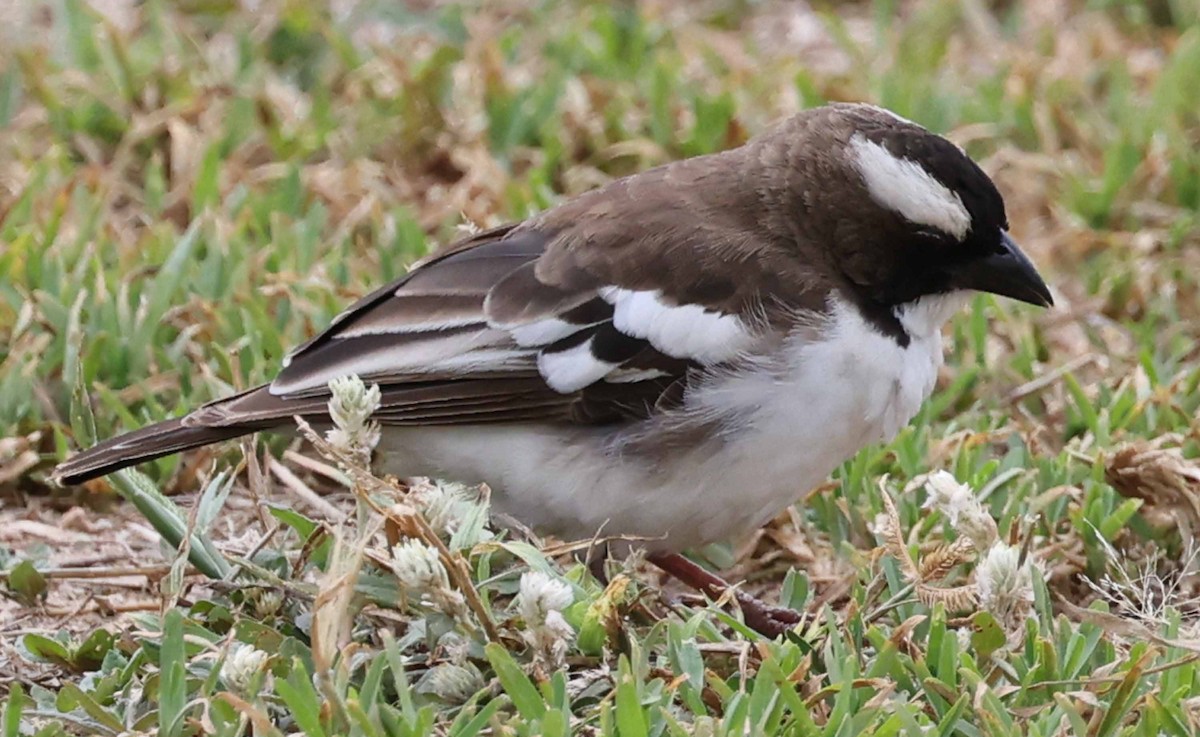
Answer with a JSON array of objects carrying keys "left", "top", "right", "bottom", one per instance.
[{"left": 53, "top": 103, "right": 1052, "bottom": 635}]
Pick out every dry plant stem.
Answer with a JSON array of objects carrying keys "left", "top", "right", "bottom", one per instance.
[
  {"left": 241, "top": 436, "right": 274, "bottom": 531},
  {"left": 1006, "top": 353, "right": 1100, "bottom": 401},
  {"left": 0, "top": 565, "right": 184, "bottom": 580},
  {"left": 1015, "top": 653, "right": 1200, "bottom": 692},
  {"left": 865, "top": 584, "right": 917, "bottom": 623},
  {"left": 370, "top": 496, "right": 501, "bottom": 643},
  {"left": 224, "top": 556, "right": 317, "bottom": 601},
  {"left": 312, "top": 527, "right": 375, "bottom": 730},
  {"left": 647, "top": 552, "right": 801, "bottom": 638},
  {"left": 267, "top": 455, "right": 346, "bottom": 521},
  {"left": 294, "top": 417, "right": 501, "bottom": 644},
  {"left": 164, "top": 483, "right": 205, "bottom": 611},
  {"left": 283, "top": 449, "right": 351, "bottom": 486}
]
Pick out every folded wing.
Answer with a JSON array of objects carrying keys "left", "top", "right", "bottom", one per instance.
[
  {"left": 55, "top": 153, "right": 822, "bottom": 484},
  {"left": 194, "top": 220, "right": 765, "bottom": 429}
]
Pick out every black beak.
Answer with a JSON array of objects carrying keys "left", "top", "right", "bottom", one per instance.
[{"left": 950, "top": 232, "right": 1053, "bottom": 307}]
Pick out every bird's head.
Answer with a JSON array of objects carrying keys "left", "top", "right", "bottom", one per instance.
[{"left": 778, "top": 104, "right": 1052, "bottom": 327}]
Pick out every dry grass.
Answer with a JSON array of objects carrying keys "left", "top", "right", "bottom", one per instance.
[{"left": 2, "top": 0, "right": 1200, "bottom": 733}]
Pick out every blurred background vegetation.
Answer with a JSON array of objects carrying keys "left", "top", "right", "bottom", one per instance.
[
  {"left": 0, "top": 0, "right": 1198, "bottom": 442},
  {"left": 2, "top": 0, "right": 1200, "bottom": 734}
]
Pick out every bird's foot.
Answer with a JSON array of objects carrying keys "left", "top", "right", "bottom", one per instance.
[
  {"left": 647, "top": 552, "right": 802, "bottom": 638},
  {"left": 733, "top": 593, "right": 802, "bottom": 638}
]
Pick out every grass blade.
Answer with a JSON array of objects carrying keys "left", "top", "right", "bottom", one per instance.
[{"left": 159, "top": 609, "right": 187, "bottom": 737}]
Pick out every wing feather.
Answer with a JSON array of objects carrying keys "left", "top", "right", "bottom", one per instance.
[{"left": 224, "top": 187, "right": 800, "bottom": 428}]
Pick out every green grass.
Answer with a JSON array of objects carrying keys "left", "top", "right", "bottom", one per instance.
[{"left": 3, "top": 0, "right": 1200, "bottom": 734}]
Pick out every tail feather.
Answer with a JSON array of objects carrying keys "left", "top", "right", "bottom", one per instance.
[
  {"left": 51, "top": 418, "right": 254, "bottom": 485},
  {"left": 51, "top": 384, "right": 286, "bottom": 485},
  {"left": 52, "top": 370, "right": 570, "bottom": 485}
]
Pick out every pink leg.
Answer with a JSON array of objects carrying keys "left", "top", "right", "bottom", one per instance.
[{"left": 647, "top": 552, "right": 801, "bottom": 637}]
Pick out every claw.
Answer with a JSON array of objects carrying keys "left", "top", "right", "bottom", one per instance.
[{"left": 647, "top": 552, "right": 802, "bottom": 638}]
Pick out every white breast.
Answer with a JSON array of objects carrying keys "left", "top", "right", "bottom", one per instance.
[{"left": 377, "top": 294, "right": 965, "bottom": 551}]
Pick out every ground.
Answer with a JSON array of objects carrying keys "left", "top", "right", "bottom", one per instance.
[{"left": 2, "top": 0, "right": 1200, "bottom": 734}]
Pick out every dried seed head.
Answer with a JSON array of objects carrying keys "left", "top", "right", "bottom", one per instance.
[
  {"left": 923, "top": 471, "right": 998, "bottom": 550},
  {"left": 976, "top": 543, "right": 1039, "bottom": 627},
  {"left": 914, "top": 582, "right": 978, "bottom": 612},
  {"left": 918, "top": 537, "right": 976, "bottom": 583},
  {"left": 1106, "top": 442, "right": 1200, "bottom": 536},
  {"left": 425, "top": 662, "right": 485, "bottom": 703}
]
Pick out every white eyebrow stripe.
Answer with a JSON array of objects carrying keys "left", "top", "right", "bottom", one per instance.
[{"left": 849, "top": 134, "right": 971, "bottom": 240}]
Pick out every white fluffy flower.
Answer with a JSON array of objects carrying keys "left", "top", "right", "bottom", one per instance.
[
  {"left": 923, "top": 471, "right": 975, "bottom": 524},
  {"left": 923, "top": 471, "right": 997, "bottom": 550},
  {"left": 390, "top": 540, "right": 468, "bottom": 619},
  {"left": 411, "top": 481, "right": 483, "bottom": 540},
  {"left": 325, "top": 374, "right": 382, "bottom": 461},
  {"left": 976, "top": 543, "right": 1040, "bottom": 626},
  {"left": 518, "top": 571, "right": 574, "bottom": 625},
  {"left": 517, "top": 571, "right": 575, "bottom": 669},
  {"left": 221, "top": 643, "right": 270, "bottom": 691},
  {"left": 955, "top": 626, "right": 973, "bottom": 652},
  {"left": 391, "top": 540, "right": 450, "bottom": 592},
  {"left": 327, "top": 375, "right": 382, "bottom": 430},
  {"left": 528, "top": 610, "right": 574, "bottom": 669}
]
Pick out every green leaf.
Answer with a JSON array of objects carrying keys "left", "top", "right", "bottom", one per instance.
[
  {"left": 383, "top": 630, "right": 419, "bottom": 722},
  {"left": 22, "top": 634, "right": 73, "bottom": 668},
  {"left": 192, "top": 143, "right": 223, "bottom": 212},
  {"left": 2, "top": 683, "right": 24, "bottom": 737},
  {"left": 195, "top": 470, "right": 236, "bottom": 533},
  {"left": 1053, "top": 692, "right": 1090, "bottom": 737},
  {"left": 934, "top": 693, "right": 970, "bottom": 737},
  {"left": 484, "top": 643, "right": 545, "bottom": 721},
  {"left": 131, "top": 218, "right": 204, "bottom": 354},
  {"left": 57, "top": 683, "right": 124, "bottom": 735},
  {"left": 614, "top": 655, "right": 648, "bottom": 737},
  {"left": 5, "top": 560, "right": 47, "bottom": 605},
  {"left": 970, "top": 611, "right": 1006, "bottom": 664},
  {"left": 1095, "top": 650, "right": 1153, "bottom": 737},
  {"left": 448, "top": 697, "right": 504, "bottom": 737},
  {"left": 577, "top": 575, "right": 633, "bottom": 656},
  {"left": 108, "top": 468, "right": 229, "bottom": 578},
  {"left": 72, "top": 628, "right": 117, "bottom": 672},
  {"left": 1099, "top": 498, "right": 1142, "bottom": 540},
  {"left": 159, "top": 609, "right": 187, "bottom": 737},
  {"left": 269, "top": 504, "right": 320, "bottom": 539},
  {"left": 275, "top": 659, "right": 327, "bottom": 737},
  {"left": 1063, "top": 372, "right": 1101, "bottom": 437}
]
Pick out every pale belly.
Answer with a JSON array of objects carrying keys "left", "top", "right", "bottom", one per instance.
[{"left": 377, "top": 302, "right": 946, "bottom": 551}]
